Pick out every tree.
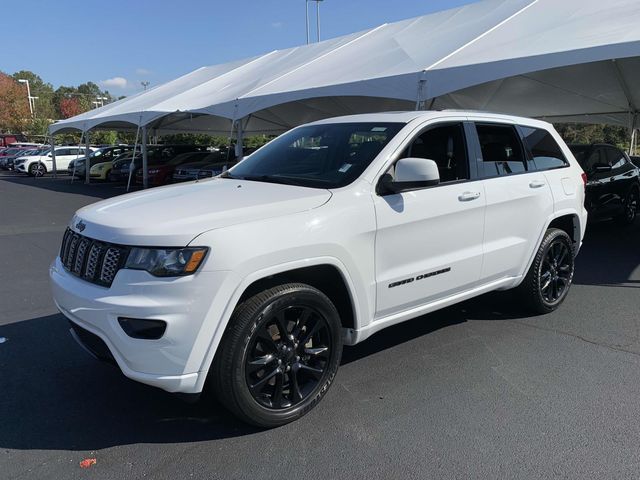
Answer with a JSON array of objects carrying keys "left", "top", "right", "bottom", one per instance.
[
  {"left": 11, "top": 70, "right": 56, "bottom": 121},
  {"left": 0, "top": 73, "right": 30, "bottom": 133},
  {"left": 59, "top": 97, "right": 84, "bottom": 119}
]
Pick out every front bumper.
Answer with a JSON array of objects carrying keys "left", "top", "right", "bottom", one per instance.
[
  {"left": 15, "top": 163, "right": 26, "bottom": 172},
  {"left": 50, "top": 256, "right": 231, "bottom": 393}
]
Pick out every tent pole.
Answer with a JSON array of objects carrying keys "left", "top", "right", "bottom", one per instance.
[
  {"left": 142, "top": 126, "right": 149, "bottom": 189},
  {"left": 235, "top": 120, "right": 244, "bottom": 161},
  {"left": 126, "top": 126, "right": 141, "bottom": 193},
  {"left": 50, "top": 135, "right": 57, "bottom": 178},
  {"left": 84, "top": 131, "right": 91, "bottom": 185}
]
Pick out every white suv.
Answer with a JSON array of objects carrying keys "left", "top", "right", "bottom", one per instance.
[
  {"left": 14, "top": 146, "right": 94, "bottom": 176},
  {"left": 50, "top": 111, "right": 587, "bottom": 427}
]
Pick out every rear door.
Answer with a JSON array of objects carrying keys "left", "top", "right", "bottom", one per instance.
[
  {"left": 469, "top": 121, "right": 554, "bottom": 281},
  {"left": 519, "top": 125, "right": 580, "bottom": 233},
  {"left": 373, "top": 120, "right": 486, "bottom": 319}
]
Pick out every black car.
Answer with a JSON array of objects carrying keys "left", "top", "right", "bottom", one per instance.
[{"left": 569, "top": 144, "right": 640, "bottom": 225}]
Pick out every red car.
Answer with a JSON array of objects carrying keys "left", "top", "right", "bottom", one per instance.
[{"left": 135, "top": 151, "right": 211, "bottom": 186}]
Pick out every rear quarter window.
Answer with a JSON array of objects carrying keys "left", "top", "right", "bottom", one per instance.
[{"left": 520, "top": 126, "right": 568, "bottom": 170}]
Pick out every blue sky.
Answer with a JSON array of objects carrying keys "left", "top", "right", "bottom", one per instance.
[{"left": 5, "top": 0, "right": 478, "bottom": 95}]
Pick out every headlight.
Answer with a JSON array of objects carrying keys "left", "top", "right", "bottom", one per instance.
[{"left": 125, "top": 247, "right": 208, "bottom": 277}]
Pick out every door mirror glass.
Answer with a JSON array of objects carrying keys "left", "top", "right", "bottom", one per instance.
[{"left": 379, "top": 157, "right": 440, "bottom": 194}]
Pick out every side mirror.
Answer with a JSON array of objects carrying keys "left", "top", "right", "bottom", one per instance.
[
  {"left": 47, "top": 153, "right": 52, "bottom": 158},
  {"left": 378, "top": 157, "right": 440, "bottom": 195}
]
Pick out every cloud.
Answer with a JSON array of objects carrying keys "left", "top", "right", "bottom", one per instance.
[
  {"left": 271, "top": 21, "right": 284, "bottom": 28},
  {"left": 135, "top": 68, "right": 152, "bottom": 76},
  {"left": 100, "top": 77, "right": 128, "bottom": 89}
]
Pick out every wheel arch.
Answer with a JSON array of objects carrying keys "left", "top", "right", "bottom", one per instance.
[{"left": 195, "top": 257, "right": 361, "bottom": 393}]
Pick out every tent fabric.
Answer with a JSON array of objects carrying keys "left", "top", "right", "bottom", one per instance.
[{"left": 50, "top": 0, "right": 640, "bottom": 135}]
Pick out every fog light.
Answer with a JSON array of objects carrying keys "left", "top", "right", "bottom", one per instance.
[{"left": 118, "top": 317, "right": 167, "bottom": 340}]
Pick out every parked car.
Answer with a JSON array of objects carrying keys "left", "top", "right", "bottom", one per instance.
[
  {"left": 0, "top": 148, "right": 45, "bottom": 170},
  {"left": 14, "top": 146, "right": 95, "bottom": 176},
  {"left": 569, "top": 144, "right": 640, "bottom": 225},
  {"left": 135, "top": 151, "right": 212, "bottom": 186},
  {"left": 51, "top": 111, "right": 587, "bottom": 427},
  {"left": 70, "top": 146, "right": 133, "bottom": 178},
  {"left": 196, "top": 159, "right": 239, "bottom": 178},
  {"left": 109, "top": 145, "right": 208, "bottom": 182},
  {"left": 0, "top": 147, "right": 27, "bottom": 159}
]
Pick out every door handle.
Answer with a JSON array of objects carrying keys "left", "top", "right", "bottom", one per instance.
[
  {"left": 458, "top": 191, "right": 481, "bottom": 202},
  {"left": 529, "top": 180, "right": 546, "bottom": 189}
]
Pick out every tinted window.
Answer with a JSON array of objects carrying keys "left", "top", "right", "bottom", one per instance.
[
  {"left": 56, "top": 149, "right": 70, "bottom": 156},
  {"left": 582, "top": 148, "right": 604, "bottom": 172},
  {"left": 606, "top": 147, "right": 626, "bottom": 169},
  {"left": 520, "top": 126, "right": 568, "bottom": 170},
  {"left": 404, "top": 123, "right": 468, "bottom": 183},
  {"left": 227, "top": 123, "right": 404, "bottom": 189},
  {"left": 476, "top": 124, "right": 526, "bottom": 177}
]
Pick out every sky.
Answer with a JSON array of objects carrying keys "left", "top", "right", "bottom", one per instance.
[{"left": 4, "top": 0, "right": 479, "bottom": 96}]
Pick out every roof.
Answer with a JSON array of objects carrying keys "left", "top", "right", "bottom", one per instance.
[
  {"left": 308, "top": 109, "right": 553, "bottom": 127},
  {"left": 50, "top": 0, "right": 640, "bottom": 135}
]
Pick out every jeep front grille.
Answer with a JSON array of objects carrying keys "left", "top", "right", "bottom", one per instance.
[{"left": 59, "top": 228, "right": 129, "bottom": 287}]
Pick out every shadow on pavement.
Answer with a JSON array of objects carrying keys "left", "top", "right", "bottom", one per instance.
[
  {"left": 573, "top": 220, "right": 640, "bottom": 287},
  {"left": 0, "top": 173, "right": 134, "bottom": 199}
]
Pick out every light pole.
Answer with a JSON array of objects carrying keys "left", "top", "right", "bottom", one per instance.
[
  {"left": 17, "top": 78, "right": 34, "bottom": 116},
  {"left": 141, "top": 81, "right": 150, "bottom": 91},
  {"left": 305, "top": 0, "right": 324, "bottom": 44}
]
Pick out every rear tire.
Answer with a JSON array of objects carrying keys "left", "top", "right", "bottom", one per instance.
[
  {"left": 28, "top": 162, "right": 46, "bottom": 177},
  {"left": 517, "top": 228, "right": 575, "bottom": 314},
  {"left": 210, "top": 283, "right": 343, "bottom": 428},
  {"left": 616, "top": 188, "right": 639, "bottom": 226}
]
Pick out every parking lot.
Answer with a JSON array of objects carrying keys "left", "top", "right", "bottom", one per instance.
[{"left": 1, "top": 171, "right": 640, "bottom": 479}]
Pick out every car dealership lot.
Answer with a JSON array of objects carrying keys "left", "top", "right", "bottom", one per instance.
[{"left": 1, "top": 171, "right": 640, "bottom": 479}]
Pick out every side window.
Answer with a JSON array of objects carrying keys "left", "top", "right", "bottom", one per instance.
[
  {"left": 475, "top": 123, "right": 526, "bottom": 177},
  {"left": 584, "top": 148, "right": 604, "bottom": 172},
  {"left": 402, "top": 123, "right": 469, "bottom": 183},
  {"left": 520, "top": 126, "right": 568, "bottom": 170},
  {"left": 606, "top": 147, "right": 626, "bottom": 169},
  {"left": 56, "top": 148, "right": 70, "bottom": 156}
]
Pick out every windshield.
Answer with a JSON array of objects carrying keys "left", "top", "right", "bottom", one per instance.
[{"left": 225, "top": 122, "right": 404, "bottom": 189}]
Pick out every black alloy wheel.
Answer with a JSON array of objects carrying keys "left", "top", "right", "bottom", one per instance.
[
  {"left": 245, "top": 305, "right": 332, "bottom": 409},
  {"left": 618, "top": 188, "right": 639, "bottom": 225},
  {"left": 518, "top": 228, "right": 575, "bottom": 314},
  {"left": 539, "top": 240, "right": 573, "bottom": 304},
  {"left": 211, "top": 283, "right": 343, "bottom": 427}
]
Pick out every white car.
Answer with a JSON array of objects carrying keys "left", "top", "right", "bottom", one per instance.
[
  {"left": 14, "top": 146, "right": 95, "bottom": 176},
  {"left": 50, "top": 111, "right": 588, "bottom": 427}
]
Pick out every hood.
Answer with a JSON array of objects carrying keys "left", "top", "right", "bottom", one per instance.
[{"left": 72, "top": 178, "right": 332, "bottom": 246}]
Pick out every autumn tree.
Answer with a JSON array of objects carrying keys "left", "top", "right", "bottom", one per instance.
[
  {"left": 59, "top": 97, "right": 84, "bottom": 118},
  {"left": 0, "top": 73, "right": 30, "bottom": 133}
]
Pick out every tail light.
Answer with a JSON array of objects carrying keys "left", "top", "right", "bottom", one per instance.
[{"left": 581, "top": 172, "right": 587, "bottom": 186}]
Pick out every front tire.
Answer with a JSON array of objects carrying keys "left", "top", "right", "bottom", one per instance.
[
  {"left": 29, "top": 162, "right": 46, "bottom": 177},
  {"left": 518, "top": 228, "right": 575, "bottom": 314},
  {"left": 211, "top": 283, "right": 343, "bottom": 428}
]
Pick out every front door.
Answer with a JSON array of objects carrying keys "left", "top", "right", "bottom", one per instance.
[{"left": 373, "top": 121, "right": 486, "bottom": 319}]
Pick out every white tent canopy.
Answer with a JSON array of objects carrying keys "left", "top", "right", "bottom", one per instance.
[{"left": 50, "top": 0, "right": 640, "bottom": 136}]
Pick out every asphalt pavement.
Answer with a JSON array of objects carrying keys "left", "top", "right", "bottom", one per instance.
[{"left": 1, "top": 171, "right": 640, "bottom": 479}]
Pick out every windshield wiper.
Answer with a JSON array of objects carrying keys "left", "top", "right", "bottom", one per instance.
[{"left": 222, "top": 174, "right": 311, "bottom": 187}]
